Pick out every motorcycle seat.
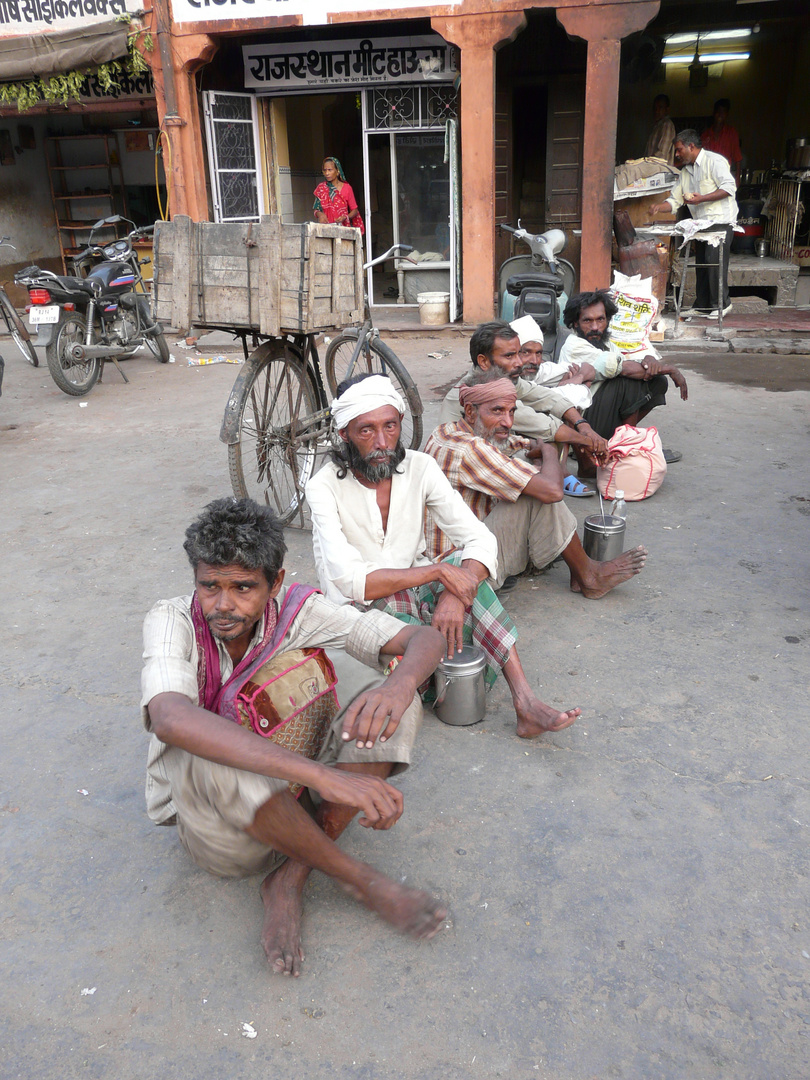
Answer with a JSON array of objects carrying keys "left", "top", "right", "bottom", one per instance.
[
  {"left": 505, "top": 272, "right": 563, "bottom": 298},
  {"left": 52, "top": 275, "right": 98, "bottom": 295}
]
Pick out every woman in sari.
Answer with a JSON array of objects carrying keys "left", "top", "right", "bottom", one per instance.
[{"left": 313, "top": 157, "right": 365, "bottom": 234}]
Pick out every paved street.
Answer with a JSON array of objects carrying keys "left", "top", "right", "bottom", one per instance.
[{"left": 1, "top": 333, "right": 809, "bottom": 1079}]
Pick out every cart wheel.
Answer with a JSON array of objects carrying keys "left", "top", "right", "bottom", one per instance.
[
  {"left": 226, "top": 342, "right": 323, "bottom": 525},
  {"left": 323, "top": 330, "right": 423, "bottom": 450}
]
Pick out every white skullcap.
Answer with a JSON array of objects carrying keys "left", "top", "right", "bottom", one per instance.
[
  {"left": 510, "top": 314, "right": 544, "bottom": 347},
  {"left": 331, "top": 374, "right": 406, "bottom": 430}
]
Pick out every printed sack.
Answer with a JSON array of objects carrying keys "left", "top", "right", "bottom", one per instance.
[{"left": 597, "top": 424, "right": 666, "bottom": 501}]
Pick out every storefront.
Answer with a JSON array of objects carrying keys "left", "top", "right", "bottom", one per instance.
[
  {"left": 198, "top": 33, "right": 460, "bottom": 315},
  {"left": 0, "top": 2, "right": 163, "bottom": 294}
]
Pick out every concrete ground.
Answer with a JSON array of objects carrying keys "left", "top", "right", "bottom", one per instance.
[{"left": 1, "top": 329, "right": 809, "bottom": 1079}]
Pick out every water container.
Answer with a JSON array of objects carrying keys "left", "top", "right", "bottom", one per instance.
[
  {"left": 583, "top": 514, "right": 626, "bottom": 562},
  {"left": 434, "top": 645, "right": 487, "bottom": 726}
]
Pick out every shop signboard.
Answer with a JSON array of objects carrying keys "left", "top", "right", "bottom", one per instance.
[
  {"left": 0, "top": 0, "right": 138, "bottom": 37},
  {"left": 243, "top": 35, "right": 457, "bottom": 92},
  {"left": 170, "top": 0, "right": 459, "bottom": 27}
]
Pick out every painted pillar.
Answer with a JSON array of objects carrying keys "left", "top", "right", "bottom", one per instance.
[
  {"left": 432, "top": 11, "right": 526, "bottom": 323},
  {"left": 557, "top": 2, "right": 660, "bottom": 291},
  {"left": 145, "top": 3, "right": 216, "bottom": 221}
]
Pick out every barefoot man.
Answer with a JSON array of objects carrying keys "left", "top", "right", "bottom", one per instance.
[
  {"left": 425, "top": 374, "right": 648, "bottom": 598},
  {"left": 305, "top": 373, "right": 580, "bottom": 739},
  {"left": 141, "top": 497, "right": 447, "bottom": 976}
]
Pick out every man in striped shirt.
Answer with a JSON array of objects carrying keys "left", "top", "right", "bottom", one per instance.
[{"left": 425, "top": 376, "right": 647, "bottom": 597}]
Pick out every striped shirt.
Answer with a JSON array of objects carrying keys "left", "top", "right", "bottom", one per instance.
[{"left": 424, "top": 420, "right": 537, "bottom": 559}]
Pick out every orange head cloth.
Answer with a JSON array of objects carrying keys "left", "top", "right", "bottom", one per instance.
[{"left": 458, "top": 378, "right": 517, "bottom": 410}]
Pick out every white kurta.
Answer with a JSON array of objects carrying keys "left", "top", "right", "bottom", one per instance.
[{"left": 305, "top": 449, "right": 499, "bottom": 606}]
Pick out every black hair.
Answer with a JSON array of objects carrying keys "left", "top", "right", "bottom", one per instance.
[
  {"left": 675, "top": 128, "right": 702, "bottom": 149},
  {"left": 469, "top": 321, "right": 519, "bottom": 368},
  {"left": 714, "top": 98, "right": 731, "bottom": 112},
  {"left": 183, "top": 497, "right": 287, "bottom": 586},
  {"left": 654, "top": 93, "right": 670, "bottom": 107},
  {"left": 562, "top": 289, "right": 618, "bottom": 330}
]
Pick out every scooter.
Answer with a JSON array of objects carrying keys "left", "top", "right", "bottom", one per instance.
[
  {"left": 498, "top": 222, "right": 577, "bottom": 362},
  {"left": 15, "top": 215, "right": 169, "bottom": 397}
]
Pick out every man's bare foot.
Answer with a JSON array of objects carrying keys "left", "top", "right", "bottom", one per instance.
[
  {"left": 515, "top": 696, "right": 581, "bottom": 737},
  {"left": 259, "top": 861, "right": 308, "bottom": 976},
  {"left": 344, "top": 874, "right": 448, "bottom": 940},
  {"left": 571, "top": 545, "right": 647, "bottom": 599}
]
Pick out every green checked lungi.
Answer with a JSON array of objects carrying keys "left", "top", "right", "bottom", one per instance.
[{"left": 358, "top": 552, "right": 517, "bottom": 695}]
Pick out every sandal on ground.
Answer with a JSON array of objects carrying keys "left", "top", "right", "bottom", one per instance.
[
  {"left": 563, "top": 474, "right": 596, "bottom": 497},
  {"left": 663, "top": 448, "right": 683, "bottom": 464}
]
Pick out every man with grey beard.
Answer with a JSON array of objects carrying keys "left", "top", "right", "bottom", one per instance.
[{"left": 306, "top": 373, "right": 581, "bottom": 738}]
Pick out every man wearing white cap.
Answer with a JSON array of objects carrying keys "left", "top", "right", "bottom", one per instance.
[
  {"left": 510, "top": 314, "right": 593, "bottom": 412},
  {"left": 305, "top": 373, "right": 581, "bottom": 738}
]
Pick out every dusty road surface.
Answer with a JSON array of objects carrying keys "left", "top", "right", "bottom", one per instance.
[{"left": 1, "top": 332, "right": 809, "bottom": 1080}]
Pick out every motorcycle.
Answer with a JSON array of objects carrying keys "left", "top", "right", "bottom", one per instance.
[
  {"left": 15, "top": 215, "right": 170, "bottom": 397},
  {"left": 498, "top": 222, "right": 577, "bottom": 363}
]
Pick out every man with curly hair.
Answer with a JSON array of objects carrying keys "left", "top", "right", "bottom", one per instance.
[
  {"left": 557, "top": 290, "right": 689, "bottom": 473},
  {"left": 141, "top": 497, "right": 447, "bottom": 976}
]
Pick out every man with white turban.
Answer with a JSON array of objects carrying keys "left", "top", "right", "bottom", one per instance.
[{"left": 306, "top": 373, "right": 581, "bottom": 738}]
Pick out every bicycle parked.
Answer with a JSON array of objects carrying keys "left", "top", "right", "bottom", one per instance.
[
  {"left": 223, "top": 244, "right": 423, "bottom": 526},
  {"left": 0, "top": 238, "right": 38, "bottom": 367}
]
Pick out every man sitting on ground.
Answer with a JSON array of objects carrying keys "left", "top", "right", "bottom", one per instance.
[
  {"left": 425, "top": 375, "right": 647, "bottom": 597},
  {"left": 141, "top": 497, "right": 447, "bottom": 977},
  {"left": 305, "top": 373, "right": 580, "bottom": 739},
  {"left": 439, "top": 320, "right": 609, "bottom": 491},
  {"left": 558, "top": 289, "right": 689, "bottom": 472}
]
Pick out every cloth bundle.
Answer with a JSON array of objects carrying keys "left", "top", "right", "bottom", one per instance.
[{"left": 597, "top": 424, "right": 667, "bottom": 501}]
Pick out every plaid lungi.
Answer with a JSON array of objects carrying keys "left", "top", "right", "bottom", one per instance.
[{"left": 360, "top": 552, "right": 518, "bottom": 694}]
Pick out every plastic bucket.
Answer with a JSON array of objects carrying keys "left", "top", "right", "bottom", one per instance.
[
  {"left": 417, "top": 291, "right": 450, "bottom": 325},
  {"left": 434, "top": 645, "right": 487, "bottom": 726},
  {"left": 583, "top": 514, "right": 626, "bottom": 562}
]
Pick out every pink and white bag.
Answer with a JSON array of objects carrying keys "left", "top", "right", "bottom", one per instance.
[{"left": 597, "top": 424, "right": 667, "bottom": 501}]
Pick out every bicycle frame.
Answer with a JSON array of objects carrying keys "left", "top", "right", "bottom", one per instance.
[{"left": 340, "top": 243, "right": 413, "bottom": 383}]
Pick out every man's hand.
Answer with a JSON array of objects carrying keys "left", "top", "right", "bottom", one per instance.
[
  {"left": 574, "top": 423, "right": 608, "bottom": 459},
  {"left": 432, "top": 590, "right": 466, "bottom": 659},
  {"left": 313, "top": 768, "right": 404, "bottom": 829},
  {"left": 436, "top": 563, "right": 480, "bottom": 607},
  {"left": 683, "top": 191, "right": 701, "bottom": 204},
  {"left": 649, "top": 202, "right": 669, "bottom": 214},
  {"left": 560, "top": 361, "right": 596, "bottom": 386},
  {"left": 641, "top": 358, "right": 688, "bottom": 401},
  {"left": 669, "top": 366, "right": 689, "bottom": 401},
  {"left": 341, "top": 677, "right": 416, "bottom": 750}
]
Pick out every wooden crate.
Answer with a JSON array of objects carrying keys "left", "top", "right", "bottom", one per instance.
[{"left": 152, "top": 215, "right": 363, "bottom": 336}]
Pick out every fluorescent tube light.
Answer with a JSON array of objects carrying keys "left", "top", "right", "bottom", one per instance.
[
  {"left": 666, "top": 29, "right": 752, "bottom": 44},
  {"left": 661, "top": 52, "right": 750, "bottom": 64}
]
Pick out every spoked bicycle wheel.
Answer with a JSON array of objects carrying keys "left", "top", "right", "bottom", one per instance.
[
  {"left": 323, "top": 330, "right": 423, "bottom": 450},
  {"left": 0, "top": 291, "right": 38, "bottom": 366},
  {"left": 224, "top": 341, "right": 326, "bottom": 525}
]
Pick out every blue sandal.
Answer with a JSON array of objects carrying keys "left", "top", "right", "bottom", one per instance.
[{"left": 563, "top": 475, "right": 596, "bottom": 498}]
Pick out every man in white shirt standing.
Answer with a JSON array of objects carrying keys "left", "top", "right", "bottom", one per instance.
[
  {"left": 651, "top": 129, "right": 738, "bottom": 318},
  {"left": 305, "top": 373, "right": 581, "bottom": 739}
]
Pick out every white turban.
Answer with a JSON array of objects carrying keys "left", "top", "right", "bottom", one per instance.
[
  {"left": 510, "top": 314, "right": 544, "bottom": 347},
  {"left": 331, "top": 374, "right": 406, "bottom": 430}
]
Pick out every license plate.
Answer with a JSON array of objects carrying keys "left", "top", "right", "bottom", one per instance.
[{"left": 29, "top": 305, "right": 60, "bottom": 326}]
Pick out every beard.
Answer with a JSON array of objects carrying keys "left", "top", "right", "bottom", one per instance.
[
  {"left": 472, "top": 414, "right": 509, "bottom": 446},
  {"left": 578, "top": 325, "right": 611, "bottom": 350},
  {"left": 343, "top": 437, "right": 406, "bottom": 482}
]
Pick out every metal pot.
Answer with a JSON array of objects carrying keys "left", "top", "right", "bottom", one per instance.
[
  {"left": 583, "top": 514, "right": 626, "bottom": 562},
  {"left": 755, "top": 238, "right": 770, "bottom": 258},
  {"left": 434, "top": 645, "right": 487, "bottom": 726}
]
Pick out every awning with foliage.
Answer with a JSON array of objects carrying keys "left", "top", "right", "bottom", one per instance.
[{"left": 0, "top": 19, "right": 130, "bottom": 82}]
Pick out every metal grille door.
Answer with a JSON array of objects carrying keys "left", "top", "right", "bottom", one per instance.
[{"left": 203, "top": 92, "right": 264, "bottom": 222}]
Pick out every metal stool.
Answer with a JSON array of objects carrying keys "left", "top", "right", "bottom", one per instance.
[{"left": 673, "top": 228, "right": 728, "bottom": 335}]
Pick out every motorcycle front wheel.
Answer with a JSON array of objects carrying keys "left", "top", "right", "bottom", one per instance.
[
  {"left": 144, "top": 327, "right": 170, "bottom": 363},
  {"left": 45, "top": 313, "right": 101, "bottom": 397}
]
